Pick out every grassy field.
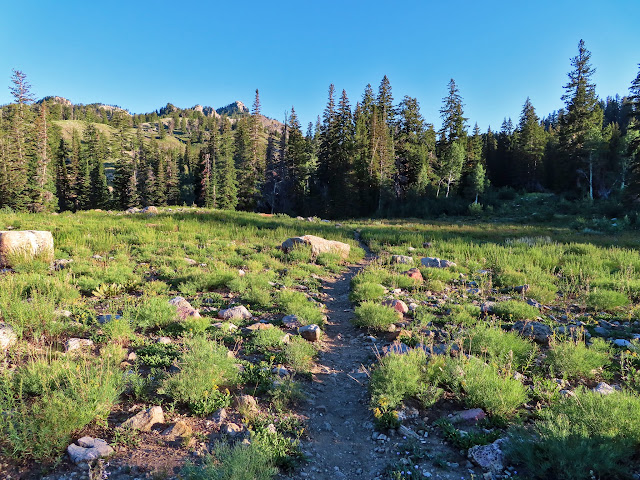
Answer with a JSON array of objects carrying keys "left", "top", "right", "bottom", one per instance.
[{"left": 2, "top": 208, "right": 640, "bottom": 479}]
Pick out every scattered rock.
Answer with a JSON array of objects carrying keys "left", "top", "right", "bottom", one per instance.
[
  {"left": 218, "top": 305, "right": 252, "bottom": 320},
  {"left": 142, "top": 206, "right": 159, "bottom": 215},
  {"left": 222, "top": 422, "right": 244, "bottom": 436},
  {"left": 0, "top": 230, "right": 54, "bottom": 267},
  {"left": 184, "top": 257, "right": 197, "bottom": 265},
  {"left": 512, "top": 284, "right": 530, "bottom": 294},
  {"left": 0, "top": 323, "right": 17, "bottom": 351},
  {"left": 402, "top": 268, "right": 424, "bottom": 283},
  {"left": 391, "top": 255, "right": 413, "bottom": 264},
  {"left": 54, "top": 309, "right": 73, "bottom": 318},
  {"left": 65, "top": 338, "right": 94, "bottom": 352},
  {"left": 244, "top": 322, "right": 273, "bottom": 332},
  {"left": 421, "top": 257, "right": 456, "bottom": 268},
  {"left": 468, "top": 438, "right": 507, "bottom": 474},
  {"left": 299, "top": 324, "right": 322, "bottom": 342},
  {"left": 67, "top": 437, "right": 114, "bottom": 465},
  {"left": 593, "top": 326, "right": 611, "bottom": 336},
  {"left": 272, "top": 366, "right": 289, "bottom": 376},
  {"left": 281, "top": 235, "right": 350, "bottom": 259},
  {"left": 512, "top": 321, "right": 552, "bottom": 344},
  {"left": 382, "top": 342, "right": 411, "bottom": 356},
  {"left": 282, "top": 314, "right": 301, "bottom": 329},
  {"left": 613, "top": 338, "right": 634, "bottom": 349},
  {"left": 594, "top": 382, "right": 616, "bottom": 395},
  {"left": 97, "top": 314, "right": 122, "bottom": 324},
  {"left": 156, "top": 336, "right": 172, "bottom": 344},
  {"left": 120, "top": 406, "right": 164, "bottom": 431},
  {"left": 169, "top": 296, "right": 201, "bottom": 321},
  {"left": 162, "top": 421, "right": 192, "bottom": 440},
  {"left": 125, "top": 207, "right": 140, "bottom": 214},
  {"left": 212, "top": 322, "right": 238, "bottom": 332},
  {"left": 52, "top": 258, "right": 73, "bottom": 271},
  {"left": 450, "top": 408, "right": 486, "bottom": 425},
  {"left": 209, "top": 408, "right": 227, "bottom": 425},
  {"left": 383, "top": 299, "right": 409, "bottom": 315},
  {"left": 480, "top": 302, "right": 496, "bottom": 314},
  {"left": 234, "top": 395, "right": 259, "bottom": 414}
]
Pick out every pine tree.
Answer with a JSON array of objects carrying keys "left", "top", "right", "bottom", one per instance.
[
  {"left": 316, "top": 84, "right": 338, "bottom": 215},
  {"left": 54, "top": 138, "right": 73, "bottom": 211},
  {"left": 83, "top": 123, "right": 110, "bottom": 208},
  {"left": 395, "top": 96, "right": 432, "bottom": 196},
  {"left": 234, "top": 118, "right": 254, "bottom": 210},
  {"left": 516, "top": 98, "right": 546, "bottom": 189},
  {"left": 559, "top": 39, "right": 603, "bottom": 199},
  {"left": 626, "top": 65, "right": 640, "bottom": 200},
  {"left": 286, "top": 107, "right": 311, "bottom": 214},
  {"left": 30, "top": 102, "right": 56, "bottom": 211},
  {"left": 436, "top": 79, "right": 467, "bottom": 196},
  {"left": 217, "top": 117, "right": 238, "bottom": 210}
]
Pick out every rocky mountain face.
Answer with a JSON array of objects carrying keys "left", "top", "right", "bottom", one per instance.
[{"left": 216, "top": 100, "right": 249, "bottom": 116}]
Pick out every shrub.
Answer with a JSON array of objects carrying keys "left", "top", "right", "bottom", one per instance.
[
  {"left": 181, "top": 441, "right": 277, "bottom": 480},
  {"left": 545, "top": 337, "right": 610, "bottom": 380},
  {"left": 350, "top": 281, "right": 385, "bottom": 303},
  {"left": 123, "top": 296, "right": 177, "bottom": 332},
  {"left": 353, "top": 302, "right": 399, "bottom": 331},
  {"left": 0, "top": 354, "right": 124, "bottom": 460},
  {"left": 252, "top": 328, "right": 287, "bottom": 352},
  {"left": 586, "top": 289, "right": 630, "bottom": 311},
  {"left": 102, "top": 317, "right": 135, "bottom": 343},
  {"left": 283, "top": 336, "right": 316, "bottom": 373},
  {"left": 163, "top": 336, "right": 239, "bottom": 416},
  {"left": 492, "top": 300, "right": 540, "bottom": 321},
  {"left": 277, "top": 290, "right": 325, "bottom": 326},
  {"left": 508, "top": 388, "right": 640, "bottom": 479},
  {"left": 136, "top": 343, "right": 181, "bottom": 368},
  {"left": 447, "top": 356, "right": 528, "bottom": 420},
  {"left": 464, "top": 323, "right": 537, "bottom": 371},
  {"left": 370, "top": 349, "right": 430, "bottom": 408}
]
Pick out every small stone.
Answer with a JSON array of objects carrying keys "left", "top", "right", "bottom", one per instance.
[
  {"left": 67, "top": 437, "right": 114, "bottom": 465},
  {"left": 65, "top": 338, "right": 94, "bottom": 352},
  {"left": 0, "top": 323, "right": 17, "bottom": 351},
  {"left": 156, "top": 336, "right": 172, "bottom": 344},
  {"left": 299, "top": 324, "right": 322, "bottom": 342},
  {"left": 120, "top": 406, "right": 164, "bottom": 432},
  {"left": 512, "top": 321, "right": 552, "bottom": 344},
  {"left": 169, "top": 296, "right": 201, "bottom": 321},
  {"left": 162, "top": 421, "right": 192, "bottom": 440},
  {"left": 184, "top": 257, "right": 197, "bottom": 265},
  {"left": 272, "top": 366, "right": 289, "bottom": 376},
  {"left": 450, "top": 408, "right": 486, "bottom": 425},
  {"left": 209, "top": 408, "right": 227, "bottom": 425},
  {"left": 282, "top": 314, "right": 301, "bottom": 329},
  {"left": 222, "top": 422, "right": 243, "bottom": 436},
  {"left": 383, "top": 299, "right": 409, "bottom": 314},
  {"left": 218, "top": 305, "right": 252, "bottom": 320},
  {"left": 613, "top": 339, "right": 634, "bottom": 349},
  {"left": 402, "top": 268, "right": 424, "bottom": 283},
  {"left": 421, "top": 257, "right": 456, "bottom": 268},
  {"left": 234, "top": 395, "right": 259, "bottom": 413},
  {"left": 593, "top": 382, "right": 616, "bottom": 395},
  {"left": 97, "top": 314, "right": 122, "bottom": 324},
  {"left": 468, "top": 438, "right": 507, "bottom": 474},
  {"left": 391, "top": 255, "right": 413, "bottom": 264}
]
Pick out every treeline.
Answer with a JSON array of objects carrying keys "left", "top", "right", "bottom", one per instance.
[{"left": 1, "top": 40, "right": 639, "bottom": 218}]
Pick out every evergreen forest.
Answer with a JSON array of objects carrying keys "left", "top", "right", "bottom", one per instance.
[{"left": 1, "top": 40, "right": 639, "bottom": 220}]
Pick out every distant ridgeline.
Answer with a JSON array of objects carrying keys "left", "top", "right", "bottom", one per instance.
[{"left": 1, "top": 41, "right": 639, "bottom": 218}]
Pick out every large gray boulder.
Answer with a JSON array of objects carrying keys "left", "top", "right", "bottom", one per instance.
[
  {"left": 0, "top": 230, "right": 54, "bottom": 267},
  {"left": 218, "top": 305, "right": 252, "bottom": 320},
  {"left": 282, "top": 235, "right": 350, "bottom": 259}
]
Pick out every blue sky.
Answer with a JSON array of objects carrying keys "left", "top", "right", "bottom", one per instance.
[{"left": 1, "top": 0, "right": 638, "bottom": 132}]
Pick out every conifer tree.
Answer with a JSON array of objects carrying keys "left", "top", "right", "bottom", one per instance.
[
  {"left": 234, "top": 118, "right": 254, "bottom": 210},
  {"left": 30, "top": 102, "right": 56, "bottom": 211},
  {"left": 626, "top": 65, "right": 640, "bottom": 200},
  {"left": 286, "top": 107, "right": 311, "bottom": 214},
  {"left": 559, "top": 39, "right": 603, "bottom": 199},
  {"left": 217, "top": 118, "right": 238, "bottom": 210},
  {"left": 436, "top": 80, "right": 467, "bottom": 196},
  {"left": 54, "top": 138, "right": 74, "bottom": 211},
  {"left": 516, "top": 98, "right": 546, "bottom": 189},
  {"left": 395, "top": 96, "right": 432, "bottom": 196}
]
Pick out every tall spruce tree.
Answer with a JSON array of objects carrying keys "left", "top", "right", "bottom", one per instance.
[
  {"left": 626, "top": 65, "right": 640, "bottom": 200},
  {"left": 54, "top": 138, "right": 73, "bottom": 211},
  {"left": 436, "top": 79, "right": 467, "bottom": 196},
  {"left": 287, "top": 106, "right": 311, "bottom": 214},
  {"left": 559, "top": 39, "right": 603, "bottom": 199},
  {"left": 218, "top": 118, "right": 238, "bottom": 210},
  {"left": 395, "top": 96, "right": 431, "bottom": 196},
  {"left": 516, "top": 98, "right": 546, "bottom": 189}
]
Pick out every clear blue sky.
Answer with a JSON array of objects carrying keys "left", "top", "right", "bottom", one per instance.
[{"left": 1, "top": 0, "right": 638, "bottom": 132}]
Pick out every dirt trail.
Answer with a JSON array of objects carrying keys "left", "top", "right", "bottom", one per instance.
[{"left": 287, "top": 245, "right": 393, "bottom": 479}]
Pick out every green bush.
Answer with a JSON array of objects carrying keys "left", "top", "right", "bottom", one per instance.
[
  {"left": 163, "top": 336, "right": 239, "bottom": 415},
  {"left": 508, "top": 388, "right": 640, "bottom": 479},
  {"left": 136, "top": 343, "right": 181, "bottom": 368},
  {"left": 350, "top": 281, "right": 385, "bottom": 303},
  {"left": 464, "top": 322, "right": 537, "bottom": 371},
  {"left": 353, "top": 301, "right": 399, "bottom": 331},
  {"left": 0, "top": 354, "right": 124, "bottom": 460},
  {"left": 123, "top": 296, "right": 177, "bottom": 332},
  {"left": 447, "top": 356, "right": 528, "bottom": 420},
  {"left": 182, "top": 441, "right": 277, "bottom": 480},
  {"left": 545, "top": 337, "right": 610, "bottom": 380},
  {"left": 586, "top": 289, "right": 630, "bottom": 311},
  {"left": 492, "top": 300, "right": 540, "bottom": 321},
  {"left": 252, "top": 327, "right": 287, "bottom": 352},
  {"left": 277, "top": 290, "right": 324, "bottom": 326},
  {"left": 283, "top": 336, "right": 317, "bottom": 373}
]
